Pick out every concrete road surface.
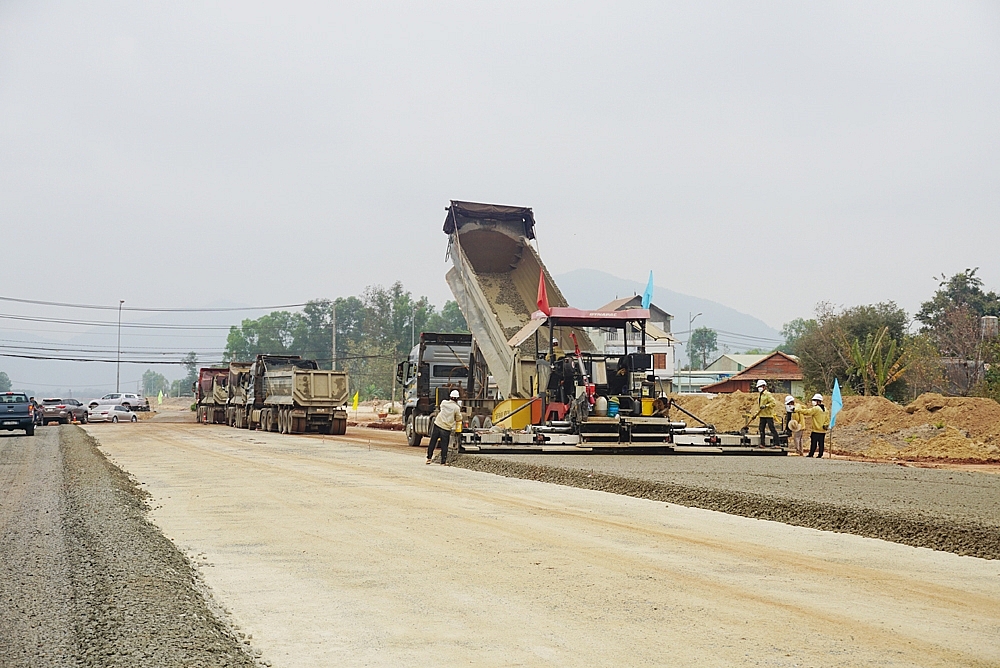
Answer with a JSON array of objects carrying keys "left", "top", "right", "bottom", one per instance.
[{"left": 87, "top": 423, "right": 1000, "bottom": 667}]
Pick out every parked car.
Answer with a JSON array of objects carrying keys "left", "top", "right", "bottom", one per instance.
[
  {"left": 88, "top": 404, "right": 138, "bottom": 423},
  {"left": 1, "top": 392, "right": 35, "bottom": 435},
  {"left": 89, "top": 392, "right": 148, "bottom": 411},
  {"left": 41, "top": 398, "right": 89, "bottom": 424}
]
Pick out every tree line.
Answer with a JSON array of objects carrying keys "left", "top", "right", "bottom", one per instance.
[
  {"left": 689, "top": 269, "right": 1000, "bottom": 402},
  {"left": 220, "top": 282, "right": 467, "bottom": 401}
]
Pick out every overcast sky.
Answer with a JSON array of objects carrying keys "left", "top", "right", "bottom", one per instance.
[{"left": 2, "top": 1, "right": 998, "bottom": 332}]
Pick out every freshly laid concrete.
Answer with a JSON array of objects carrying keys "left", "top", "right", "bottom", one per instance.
[
  {"left": 455, "top": 453, "right": 1000, "bottom": 558},
  {"left": 89, "top": 423, "right": 1000, "bottom": 667}
]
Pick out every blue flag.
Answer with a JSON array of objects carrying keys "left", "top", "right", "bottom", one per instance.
[
  {"left": 829, "top": 378, "right": 843, "bottom": 428},
  {"left": 641, "top": 271, "right": 654, "bottom": 309}
]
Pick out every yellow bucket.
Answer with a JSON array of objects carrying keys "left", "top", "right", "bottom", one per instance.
[{"left": 641, "top": 398, "right": 654, "bottom": 416}]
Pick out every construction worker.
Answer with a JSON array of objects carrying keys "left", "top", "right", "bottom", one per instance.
[
  {"left": 755, "top": 379, "right": 779, "bottom": 447},
  {"left": 549, "top": 337, "right": 566, "bottom": 361},
  {"left": 785, "top": 395, "right": 805, "bottom": 456},
  {"left": 800, "top": 393, "right": 828, "bottom": 458},
  {"left": 426, "top": 389, "right": 462, "bottom": 466}
]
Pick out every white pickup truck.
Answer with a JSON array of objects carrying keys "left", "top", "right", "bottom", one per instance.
[{"left": 88, "top": 392, "right": 150, "bottom": 411}]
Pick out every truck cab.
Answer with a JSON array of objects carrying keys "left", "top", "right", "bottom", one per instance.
[
  {"left": 1, "top": 392, "right": 35, "bottom": 435},
  {"left": 397, "top": 333, "right": 472, "bottom": 446}
]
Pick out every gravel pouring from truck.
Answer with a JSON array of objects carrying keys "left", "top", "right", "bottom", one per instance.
[{"left": 239, "top": 355, "right": 349, "bottom": 435}]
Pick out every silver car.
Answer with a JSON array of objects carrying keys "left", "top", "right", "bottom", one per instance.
[
  {"left": 88, "top": 392, "right": 147, "bottom": 411},
  {"left": 88, "top": 404, "right": 138, "bottom": 423}
]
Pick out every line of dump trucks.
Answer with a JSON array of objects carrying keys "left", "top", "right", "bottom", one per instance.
[{"left": 198, "top": 200, "right": 786, "bottom": 455}]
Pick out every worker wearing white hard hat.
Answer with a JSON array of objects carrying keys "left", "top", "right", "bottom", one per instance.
[
  {"left": 549, "top": 337, "right": 565, "bottom": 362},
  {"left": 785, "top": 395, "right": 805, "bottom": 456},
  {"left": 426, "top": 389, "right": 462, "bottom": 465},
  {"left": 755, "top": 380, "right": 780, "bottom": 447},
  {"left": 800, "top": 393, "right": 828, "bottom": 458}
]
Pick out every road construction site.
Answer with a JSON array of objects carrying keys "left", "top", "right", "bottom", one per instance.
[{"left": 3, "top": 422, "right": 999, "bottom": 667}]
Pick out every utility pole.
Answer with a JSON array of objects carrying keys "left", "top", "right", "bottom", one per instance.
[
  {"left": 331, "top": 303, "right": 337, "bottom": 370},
  {"left": 116, "top": 300, "right": 125, "bottom": 392}
]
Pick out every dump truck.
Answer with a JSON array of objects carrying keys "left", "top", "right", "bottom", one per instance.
[
  {"left": 238, "top": 354, "right": 349, "bottom": 435},
  {"left": 442, "top": 200, "right": 786, "bottom": 455},
  {"left": 225, "top": 361, "right": 253, "bottom": 428},
  {"left": 397, "top": 332, "right": 477, "bottom": 447},
  {"left": 196, "top": 367, "right": 230, "bottom": 425}
]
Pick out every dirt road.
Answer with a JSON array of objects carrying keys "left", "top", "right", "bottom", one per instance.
[{"left": 88, "top": 423, "right": 1000, "bottom": 667}]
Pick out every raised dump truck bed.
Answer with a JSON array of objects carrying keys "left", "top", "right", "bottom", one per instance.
[{"left": 444, "top": 201, "right": 595, "bottom": 399}]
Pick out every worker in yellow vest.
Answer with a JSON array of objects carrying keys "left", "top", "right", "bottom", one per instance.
[
  {"left": 755, "top": 379, "right": 780, "bottom": 447},
  {"left": 800, "top": 393, "right": 829, "bottom": 458}
]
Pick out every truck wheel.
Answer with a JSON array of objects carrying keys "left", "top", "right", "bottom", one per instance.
[
  {"left": 269, "top": 410, "right": 279, "bottom": 432},
  {"left": 406, "top": 414, "right": 422, "bottom": 447},
  {"left": 26, "top": 425, "right": 34, "bottom": 436},
  {"left": 334, "top": 418, "right": 347, "bottom": 435},
  {"left": 279, "top": 410, "right": 288, "bottom": 434}
]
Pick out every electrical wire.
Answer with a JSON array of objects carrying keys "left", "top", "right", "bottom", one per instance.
[
  {"left": 0, "top": 313, "right": 233, "bottom": 330},
  {"left": 0, "top": 295, "right": 311, "bottom": 312}
]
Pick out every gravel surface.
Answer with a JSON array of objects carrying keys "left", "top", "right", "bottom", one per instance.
[
  {"left": 454, "top": 453, "right": 1000, "bottom": 559},
  {"left": 0, "top": 426, "right": 259, "bottom": 667}
]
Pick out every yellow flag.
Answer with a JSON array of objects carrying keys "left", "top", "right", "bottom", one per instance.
[
  {"left": 352, "top": 391, "right": 359, "bottom": 411},
  {"left": 157, "top": 390, "right": 163, "bottom": 405}
]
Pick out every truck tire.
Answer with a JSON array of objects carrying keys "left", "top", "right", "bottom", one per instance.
[
  {"left": 334, "top": 418, "right": 346, "bottom": 435},
  {"left": 269, "top": 410, "right": 279, "bottom": 432},
  {"left": 406, "top": 414, "right": 422, "bottom": 447},
  {"left": 25, "top": 425, "right": 34, "bottom": 436}
]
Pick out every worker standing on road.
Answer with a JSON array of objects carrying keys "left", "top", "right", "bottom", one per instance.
[
  {"left": 785, "top": 395, "right": 805, "bottom": 456},
  {"left": 756, "top": 379, "right": 780, "bottom": 447},
  {"left": 426, "top": 389, "right": 462, "bottom": 466},
  {"left": 800, "top": 394, "right": 828, "bottom": 458}
]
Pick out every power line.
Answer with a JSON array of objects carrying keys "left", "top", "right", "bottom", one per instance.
[
  {"left": 0, "top": 352, "right": 223, "bottom": 365},
  {"left": 0, "top": 295, "right": 311, "bottom": 313},
  {"left": 0, "top": 313, "right": 234, "bottom": 330}
]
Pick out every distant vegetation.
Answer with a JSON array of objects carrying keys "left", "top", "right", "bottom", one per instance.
[
  {"left": 223, "top": 282, "right": 467, "bottom": 401},
  {"left": 783, "top": 269, "right": 1000, "bottom": 402}
]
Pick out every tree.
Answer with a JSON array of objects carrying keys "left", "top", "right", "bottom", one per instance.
[
  {"left": 916, "top": 268, "right": 1000, "bottom": 329},
  {"left": 425, "top": 300, "right": 468, "bottom": 334},
  {"left": 838, "top": 326, "right": 910, "bottom": 397},
  {"left": 181, "top": 352, "right": 198, "bottom": 395},
  {"left": 688, "top": 327, "right": 718, "bottom": 370},
  {"left": 0, "top": 371, "right": 10, "bottom": 392},
  {"left": 792, "top": 301, "right": 909, "bottom": 398},
  {"left": 142, "top": 369, "right": 169, "bottom": 396},
  {"left": 902, "top": 334, "right": 944, "bottom": 400},
  {"left": 779, "top": 317, "right": 816, "bottom": 354}
]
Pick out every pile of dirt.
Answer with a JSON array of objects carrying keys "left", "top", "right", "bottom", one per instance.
[
  {"left": 670, "top": 391, "right": 1000, "bottom": 462},
  {"left": 669, "top": 392, "right": 760, "bottom": 432},
  {"left": 832, "top": 393, "right": 1000, "bottom": 462}
]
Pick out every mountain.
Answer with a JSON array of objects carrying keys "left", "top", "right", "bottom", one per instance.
[{"left": 553, "top": 268, "right": 783, "bottom": 363}]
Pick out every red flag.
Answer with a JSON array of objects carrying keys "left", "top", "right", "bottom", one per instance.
[{"left": 536, "top": 269, "right": 551, "bottom": 316}]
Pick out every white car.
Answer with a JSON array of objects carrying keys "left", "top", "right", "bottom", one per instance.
[
  {"left": 89, "top": 392, "right": 147, "bottom": 411},
  {"left": 88, "top": 404, "right": 138, "bottom": 423}
]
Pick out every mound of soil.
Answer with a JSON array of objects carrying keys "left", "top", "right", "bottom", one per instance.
[{"left": 672, "top": 391, "right": 1000, "bottom": 462}]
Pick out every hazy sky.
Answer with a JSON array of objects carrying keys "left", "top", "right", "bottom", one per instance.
[{"left": 2, "top": 1, "right": 998, "bottom": 331}]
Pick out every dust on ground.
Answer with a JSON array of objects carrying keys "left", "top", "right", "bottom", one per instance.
[{"left": 670, "top": 391, "right": 1000, "bottom": 463}]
